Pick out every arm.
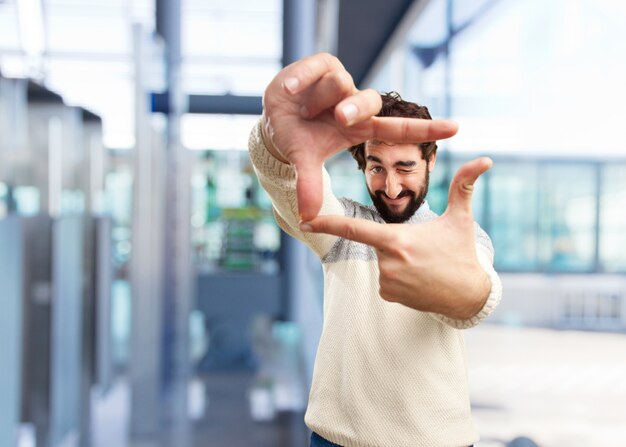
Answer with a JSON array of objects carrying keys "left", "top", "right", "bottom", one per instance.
[
  {"left": 248, "top": 119, "right": 343, "bottom": 258},
  {"left": 427, "top": 234, "right": 502, "bottom": 329}
]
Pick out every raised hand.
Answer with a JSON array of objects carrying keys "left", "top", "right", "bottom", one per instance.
[
  {"left": 300, "top": 157, "right": 494, "bottom": 320},
  {"left": 261, "top": 53, "right": 459, "bottom": 221}
]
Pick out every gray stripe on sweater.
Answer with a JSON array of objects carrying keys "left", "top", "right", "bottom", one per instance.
[{"left": 321, "top": 197, "right": 494, "bottom": 264}]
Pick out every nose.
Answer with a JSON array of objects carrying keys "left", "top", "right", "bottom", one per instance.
[{"left": 385, "top": 173, "right": 402, "bottom": 199}]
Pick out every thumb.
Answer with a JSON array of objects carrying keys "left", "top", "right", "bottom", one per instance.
[
  {"left": 446, "top": 157, "right": 492, "bottom": 218},
  {"left": 295, "top": 162, "right": 325, "bottom": 222}
]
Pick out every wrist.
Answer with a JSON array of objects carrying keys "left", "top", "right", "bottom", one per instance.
[
  {"left": 463, "top": 267, "right": 491, "bottom": 319},
  {"left": 439, "top": 264, "right": 491, "bottom": 321},
  {"left": 260, "top": 113, "right": 290, "bottom": 164}
]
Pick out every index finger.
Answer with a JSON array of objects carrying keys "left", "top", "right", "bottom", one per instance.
[
  {"left": 366, "top": 116, "right": 459, "bottom": 143},
  {"left": 300, "top": 215, "right": 393, "bottom": 250}
]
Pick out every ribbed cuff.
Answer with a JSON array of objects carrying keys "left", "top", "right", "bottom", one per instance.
[
  {"left": 248, "top": 119, "right": 296, "bottom": 181},
  {"left": 431, "top": 245, "right": 503, "bottom": 330}
]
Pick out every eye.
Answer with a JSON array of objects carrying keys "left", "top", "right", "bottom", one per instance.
[
  {"left": 398, "top": 169, "right": 415, "bottom": 174},
  {"left": 370, "top": 166, "right": 383, "bottom": 174}
]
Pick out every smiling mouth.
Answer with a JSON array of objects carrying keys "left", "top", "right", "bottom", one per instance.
[
  {"left": 383, "top": 196, "right": 408, "bottom": 206},
  {"left": 379, "top": 190, "right": 412, "bottom": 206}
]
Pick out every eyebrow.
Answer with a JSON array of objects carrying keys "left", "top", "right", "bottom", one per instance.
[{"left": 366, "top": 155, "right": 417, "bottom": 168}]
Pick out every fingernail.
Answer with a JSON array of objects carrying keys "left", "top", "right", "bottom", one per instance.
[
  {"left": 299, "top": 223, "right": 313, "bottom": 232},
  {"left": 283, "top": 77, "right": 299, "bottom": 93},
  {"left": 341, "top": 103, "right": 358, "bottom": 125}
]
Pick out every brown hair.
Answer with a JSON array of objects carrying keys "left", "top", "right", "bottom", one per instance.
[{"left": 347, "top": 92, "right": 437, "bottom": 170}]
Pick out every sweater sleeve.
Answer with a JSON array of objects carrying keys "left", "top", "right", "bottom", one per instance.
[
  {"left": 248, "top": 119, "right": 344, "bottom": 259},
  {"left": 427, "top": 227, "right": 503, "bottom": 330}
]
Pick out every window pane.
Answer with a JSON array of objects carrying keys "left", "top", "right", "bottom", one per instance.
[
  {"left": 538, "top": 164, "right": 596, "bottom": 272},
  {"left": 488, "top": 162, "right": 539, "bottom": 271},
  {"left": 599, "top": 164, "right": 626, "bottom": 272}
]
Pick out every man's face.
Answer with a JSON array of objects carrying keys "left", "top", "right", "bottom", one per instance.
[{"left": 364, "top": 140, "right": 436, "bottom": 223}]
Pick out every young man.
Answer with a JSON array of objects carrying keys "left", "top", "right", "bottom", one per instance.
[{"left": 248, "top": 53, "right": 502, "bottom": 447}]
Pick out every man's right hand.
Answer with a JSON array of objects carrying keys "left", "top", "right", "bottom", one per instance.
[{"left": 261, "top": 52, "right": 459, "bottom": 222}]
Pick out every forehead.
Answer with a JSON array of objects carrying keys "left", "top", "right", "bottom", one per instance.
[{"left": 364, "top": 140, "right": 423, "bottom": 163}]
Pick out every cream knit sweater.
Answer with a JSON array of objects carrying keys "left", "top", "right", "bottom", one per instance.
[{"left": 248, "top": 121, "right": 502, "bottom": 447}]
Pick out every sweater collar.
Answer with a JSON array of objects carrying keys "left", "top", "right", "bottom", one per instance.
[{"left": 407, "top": 200, "right": 432, "bottom": 224}]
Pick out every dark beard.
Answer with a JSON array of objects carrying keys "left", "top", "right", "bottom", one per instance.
[{"left": 368, "top": 170, "right": 429, "bottom": 223}]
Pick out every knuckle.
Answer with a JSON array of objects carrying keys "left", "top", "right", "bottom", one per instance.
[
  {"left": 385, "top": 247, "right": 402, "bottom": 261},
  {"left": 363, "top": 88, "right": 382, "bottom": 102},
  {"left": 371, "top": 118, "right": 380, "bottom": 139},
  {"left": 314, "top": 221, "right": 327, "bottom": 233},
  {"left": 320, "top": 52, "right": 339, "bottom": 68},
  {"left": 339, "top": 71, "right": 354, "bottom": 94},
  {"left": 461, "top": 182, "right": 474, "bottom": 195},
  {"left": 401, "top": 119, "right": 411, "bottom": 141},
  {"left": 452, "top": 177, "right": 474, "bottom": 195},
  {"left": 366, "top": 89, "right": 383, "bottom": 110},
  {"left": 378, "top": 263, "right": 394, "bottom": 281},
  {"left": 343, "top": 223, "right": 358, "bottom": 241},
  {"left": 330, "top": 70, "right": 353, "bottom": 95}
]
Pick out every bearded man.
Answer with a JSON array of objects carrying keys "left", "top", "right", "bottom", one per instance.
[{"left": 248, "top": 53, "right": 502, "bottom": 447}]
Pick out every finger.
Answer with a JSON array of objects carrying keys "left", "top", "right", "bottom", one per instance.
[
  {"left": 446, "top": 157, "right": 493, "bottom": 218},
  {"left": 334, "top": 88, "right": 383, "bottom": 126},
  {"left": 299, "top": 215, "right": 392, "bottom": 250},
  {"left": 357, "top": 116, "right": 458, "bottom": 144},
  {"left": 295, "top": 162, "right": 325, "bottom": 222},
  {"left": 279, "top": 53, "right": 345, "bottom": 95},
  {"left": 299, "top": 69, "right": 357, "bottom": 119}
]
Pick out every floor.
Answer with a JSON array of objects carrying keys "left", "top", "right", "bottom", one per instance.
[
  {"left": 90, "top": 370, "right": 308, "bottom": 447},
  {"left": 89, "top": 325, "right": 626, "bottom": 447},
  {"left": 193, "top": 370, "right": 308, "bottom": 447},
  {"left": 466, "top": 325, "right": 626, "bottom": 447}
]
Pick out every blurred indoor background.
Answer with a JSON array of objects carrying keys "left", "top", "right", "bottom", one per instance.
[{"left": 1, "top": 0, "right": 625, "bottom": 446}]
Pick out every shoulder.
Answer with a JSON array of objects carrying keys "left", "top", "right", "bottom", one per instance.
[{"left": 321, "top": 198, "right": 379, "bottom": 264}]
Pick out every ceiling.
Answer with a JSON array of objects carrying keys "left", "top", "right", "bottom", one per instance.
[{"left": 336, "top": 0, "right": 417, "bottom": 86}]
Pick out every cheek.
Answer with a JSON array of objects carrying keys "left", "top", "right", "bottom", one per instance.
[{"left": 404, "top": 174, "right": 425, "bottom": 192}]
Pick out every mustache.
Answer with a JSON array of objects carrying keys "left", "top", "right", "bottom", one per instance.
[{"left": 374, "top": 190, "right": 416, "bottom": 200}]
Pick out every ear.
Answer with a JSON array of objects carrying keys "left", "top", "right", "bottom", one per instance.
[{"left": 428, "top": 152, "right": 437, "bottom": 172}]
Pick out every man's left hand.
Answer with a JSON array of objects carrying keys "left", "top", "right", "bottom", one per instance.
[{"left": 301, "top": 157, "right": 493, "bottom": 320}]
